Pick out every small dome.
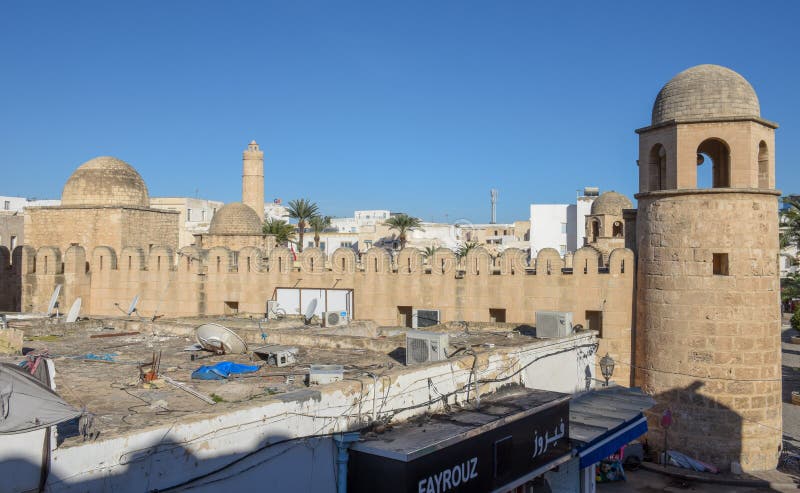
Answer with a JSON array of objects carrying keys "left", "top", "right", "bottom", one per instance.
[
  {"left": 208, "top": 202, "right": 262, "bottom": 235},
  {"left": 61, "top": 156, "right": 149, "bottom": 207},
  {"left": 591, "top": 191, "right": 633, "bottom": 216},
  {"left": 651, "top": 64, "right": 760, "bottom": 125}
]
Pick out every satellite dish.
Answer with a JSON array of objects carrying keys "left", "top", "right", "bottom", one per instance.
[
  {"left": 195, "top": 323, "right": 247, "bottom": 355},
  {"left": 303, "top": 298, "right": 318, "bottom": 324},
  {"left": 126, "top": 294, "right": 140, "bottom": 316},
  {"left": 46, "top": 284, "right": 62, "bottom": 316},
  {"left": 65, "top": 298, "right": 82, "bottom": 323}
]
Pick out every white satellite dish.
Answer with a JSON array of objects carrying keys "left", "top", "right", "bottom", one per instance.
[
  {"left": 126, "top": 294, "right": 140, "bottom": 316},
  {"left": 195, "top": 323, "right": 248, "bottom": 355},
  {"left": 303, "top": 298, "right": 318, "bottom": 325},
  {"left": 46, "top": 284, "right": 62, "bottom": 316},
  {"left": 65, "top": 298, "right": 82, "bottom": 323}
]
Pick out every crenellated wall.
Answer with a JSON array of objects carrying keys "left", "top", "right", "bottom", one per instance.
[{"left": 0, "top": 243, "right": 636, "bottom": 384}]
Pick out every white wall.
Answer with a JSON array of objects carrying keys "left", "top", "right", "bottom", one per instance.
[
  {"left": 531, "top": 204, "right": 568, "bottom": 256},
  {"left": 0, "top": 196, "right": 60, "bottom": 212}
]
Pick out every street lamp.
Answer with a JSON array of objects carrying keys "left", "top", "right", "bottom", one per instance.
[{"left": 599, "top": 353, "right": 615, "bottom": 387}]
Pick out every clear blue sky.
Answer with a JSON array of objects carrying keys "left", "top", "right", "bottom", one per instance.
[{"left": 1, "top": 1, "right": 798, "bottom": 223}]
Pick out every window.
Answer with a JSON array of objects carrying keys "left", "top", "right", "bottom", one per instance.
[
  {"left": 612, "top": 221, "right": 623, "bottom": 238},
  {"left": 561, "top": 223, "right": 567, "bottom": 234},
  {"left": 3, "top": 201, "right": 9, "bottom": 210},
  {"left": 201, "top": 209, "right": 206, "bottom": 221},
  {"left": 713, "top": 253, "right": 729, "bottom": 276},
  {"left": 489, "top": 308, "right": 506, "bottom": 323},
  {"left": 308, "top": 241, "right": 314, "bottom": 248},
  {"left": 585, "top": 310, "right": 603, "bottom": 337},
  {"left": 320, "top": 241, "right": 326, "bottom": 250},
  {"left": 187, "top": 208, "right": 192, "bottom": 221},
  {"left": 341, "top": 241, "right": 352, "bottom": 248},
  {"left": 365, "top": 240, "right": 373, "bottom": 249},
  {"left": 559, "top": 244, "right": 566, "bottom": 255}
]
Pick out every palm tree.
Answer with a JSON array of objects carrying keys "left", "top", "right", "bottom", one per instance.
[
  {"left": 309, "top": 215, "right": 332, "bottom": 249},
  {"left": 286, "top": 199, "right": 319, "bottom": 252},
  {"left": 781, "top": 197, "right": 800, "bottom": 251},
  {"left": 384, "top": 214, "right": 422, "bottom": 250},
  {"left": 422, "top": 245, "right": 437, "bottom": 259},
  {"left": 262, "top": 218, "right": 296, "bottom": 247},
  {"left": 456, "top": 241, "right": 480, "bottom": 259}
]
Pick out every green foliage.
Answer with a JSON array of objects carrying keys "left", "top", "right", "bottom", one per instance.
[
  {"left": 262, "top": 218, "right": 296, "bottom": 247},
  {"left": 209, "top": 393, "right": 225, "bottom": 403},
  {"left": 422, "top": 246, "right": 437, "bottom": 258},
  {"left": 456, "top": 241, "right": 480, "bottom": 259},
  {"left": 781, "top": 197, "right": 800, "bottom": 251},
  {"left": 792, "top": 308, "right": 800, "bottom": 330},
  {"left": 384, "top": 214, "right": 423, "bottom": 249},
  {"left": 286, "top": 198, "right": 320, "bottom": 252},
  {"left": 309, "top": 215, "right": 332, "bottom": 248}
]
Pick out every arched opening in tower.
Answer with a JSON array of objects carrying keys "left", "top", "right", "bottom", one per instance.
[
  {"left": 590, "top": 219, "right": 600, "bottom": 243},
  {"left": 648, "top": 144, "right": 667, "bottom": 191},
  {"left": 696, "top": 138, "right": 731, "bottom": 188},
  {"left": 758, "top": 140, "right": 769, "bottom": 188},
  {"left": 612, "top": 221, "right": 623, "bottom": 238}
]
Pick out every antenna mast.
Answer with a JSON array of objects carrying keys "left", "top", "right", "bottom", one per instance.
[{"left": 490, "top": 189, "right": 498, "bottom": 224}]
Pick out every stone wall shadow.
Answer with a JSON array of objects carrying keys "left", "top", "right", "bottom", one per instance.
[{"left": 6, "top": 430, "right": 338, "bottom": 493}]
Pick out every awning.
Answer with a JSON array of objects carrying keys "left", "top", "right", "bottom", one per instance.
[
  {"left": 577, "top": 414, "right": 648, "bottom": 468},
  {"left": 569, "top": 386, "right": 655, "bottom": 468}
]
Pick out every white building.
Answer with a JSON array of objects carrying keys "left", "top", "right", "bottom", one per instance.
[
  {"left": 150, "top": 197, "right": 225, "bottom": 247},
  {"left": 264, "top": 201, "right": 289, "bottom": 222},
  {"left": 530, "top": 188, "right": 598, "bottom": 256},
  {"left": 0, "top": 196, "right": 61, "bottom": 212}
]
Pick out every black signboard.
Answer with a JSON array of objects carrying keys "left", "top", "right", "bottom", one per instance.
[{"left": 348, "top": 399, "right": 570, "bottom": 493}]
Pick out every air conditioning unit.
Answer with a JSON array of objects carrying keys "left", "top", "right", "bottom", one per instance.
[
  {"left": 412, "top": 309, "right": 440, "bottom": 329},
  {"left": 405, "top": 330, "right": 449, "bottom": 365},
  {"left": 535, "top": 311, "right": 573, "bottom": 339},
  {"left": 323, "top": 310, "right": 349, "bottom": 327}
]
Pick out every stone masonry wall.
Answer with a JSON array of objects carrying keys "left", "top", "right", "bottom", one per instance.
[{"left": 635, "top": 189, "right": 781, "bottom": 471}]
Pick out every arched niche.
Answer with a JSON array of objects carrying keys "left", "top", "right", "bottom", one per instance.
[
  {"left": 589, "top": 218, "right": 601, "bottom": 243},
  {"left": 239, "top": 246, "right": 263, "bottom": 274},
  {"left": 498, "top": 248, "right": 528, "bottom": 275},
  {"left": 648, "top": 143, "right": 667, "bottom": 191},
  {"left": 608, "top": 248, "right": 634, "bottom": 275},
  {"left": 396, "top": 248, "right": 424, "bottom": 275},
  {"left": 572, "top": 246, "right": 601, "bottom": 275},
  {"left": 148, "top": 246, "right": 175, "bottom": 273},
  {"left": 14, "top": 245, "right": 36, "bottom": 274},
  {"left": 431, "top": 247, "right": 457, "bottom": 275},
  {"left": 91, "top": 246, "right": 116, "bottom": 272},
  {"left": 269, "top": 246, "right": 293, "bottom": 274},
  {"left": 206, "top": 246, "right": 232, "bottom": 274},
  {"left": 64, "top": 245, "right": 88, "bottom": 274},
  {"left": 612, "top": 221, "right": 624, "bottom": 238},
  {"left": 362, "top": 247, "right": 391, "bottom": 274},
  {"left": 535, "top": 248, "right": 563, "bottom": 276},
  {"left": 758, "top": 141, "right": 769, "bottom": 189},
  {"left": 299, "top": 247, "right": 325, "bottom": 273},
  {"left": 331, "top": 247, "right": 357, "bottom": 274},
  {"left": 697, "top": 138, "right": 731, "bottom": 188},
  {"left": 120, "top": 247, "right": 146, "bottom": 272},
  {"left": 465, "top": 246, "right": 492, "bottom": 276},
  {"left": 178, "top": 246, "right": 203, "bottom": 274},
  {"left": 36, "top": 246, "right": 62, "bottom": 275}
]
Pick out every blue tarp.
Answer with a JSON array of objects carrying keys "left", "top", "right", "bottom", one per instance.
[
  {"left": 577, "top": 414, "right": 648, "bottom": 468},
  {"left": 191, "top": 361, "right": 260, "bottom": 380}
]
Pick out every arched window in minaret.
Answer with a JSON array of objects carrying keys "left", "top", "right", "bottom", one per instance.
[
  {"left": 649, "top": 144, "right": 667, "bottom": 191},
  {"left": 758, "top": 141, "right": 769, "bottom": 188},
  {"left": 590, "top": 219, "right": 600, "bottom": 243},
  {"left": 612, "top": 221, "right": 623, "bottom": 238},
  {"left": 697, "top": 138, "right": 731, "bottom": 188}
]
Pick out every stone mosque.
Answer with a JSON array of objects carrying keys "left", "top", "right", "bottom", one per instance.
[{"left": 0, "top": 64, "right": 782, "bottom": 472}]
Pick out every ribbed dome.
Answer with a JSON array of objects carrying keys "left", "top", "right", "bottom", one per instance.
[
  {"left": 61, "top": 156, "right": 149, "bottom": 207},
  {"left": 208, "top": 202, "right": 262, "bottom": 235},
  {"left": 651, "top": 64, "right": 760, "bottom": 125},
  {"left": 591, "top": 191, "right": 632, "bottom": 216}
]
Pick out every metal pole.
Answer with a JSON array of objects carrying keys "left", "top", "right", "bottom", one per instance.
[{"left": 333, "top": 432, "right": 360, "bottom": 493}]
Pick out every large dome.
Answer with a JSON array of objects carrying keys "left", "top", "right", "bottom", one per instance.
[
  {"left": 61, "top": 156, "right": 150, "bottom": 207},
  {"left": 591, "top": 191, "right": 632, "bottom": 216},
  {"left": 208, "top": 202, "right": 262, "bottom": 235},
  {"left": 651, "top": 64, "right": 760, "bottom": 125}
]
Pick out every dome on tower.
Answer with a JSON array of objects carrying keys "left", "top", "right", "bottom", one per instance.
[
  {"left": 590, "top": 191, "right": 632, "bottom": 216},
  {"left": 61, "top": 156, "right": 150, "bottom": 207},
  {"left": 208, "top": 202, "right": 262, "bottom": 235},
  {"left": 651, "top": 64, "right": 760, "bottom": 125}
]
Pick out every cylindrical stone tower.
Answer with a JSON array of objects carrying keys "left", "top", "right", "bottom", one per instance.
[
  {"left": 242, "top": 140, "right": 264, "bottom": 222},
  {"left": 635, "top": 65, "right": 781, "bottom": 472}
]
